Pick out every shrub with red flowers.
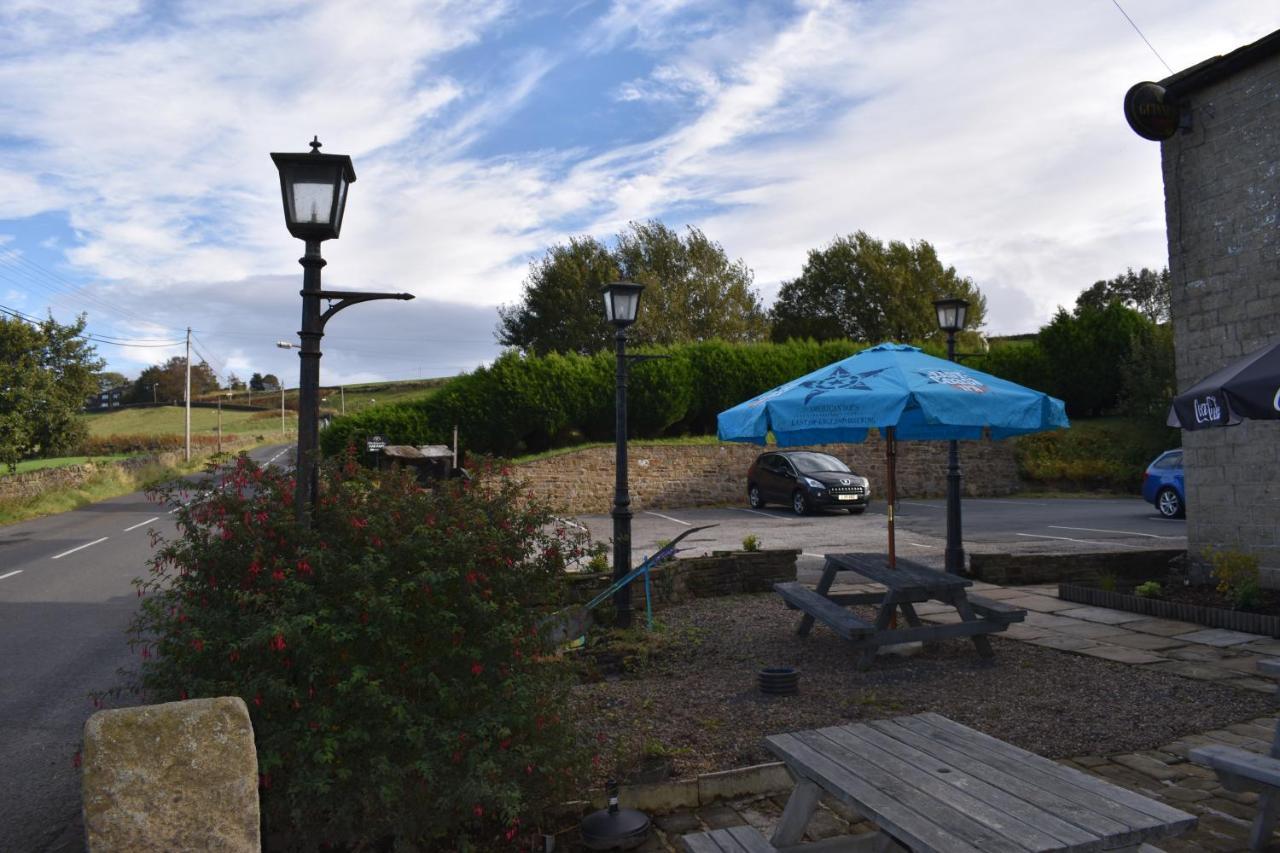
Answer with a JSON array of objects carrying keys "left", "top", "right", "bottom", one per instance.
[{"left": 129, "top": 452, "right": 587, "bottom": 850}]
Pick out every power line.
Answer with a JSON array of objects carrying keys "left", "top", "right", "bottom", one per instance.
[{"left": 1110, "top": 0, "right": 1173, "bottom": 74}]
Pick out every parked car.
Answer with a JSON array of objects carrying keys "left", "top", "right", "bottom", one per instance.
[
  {"left": 1142, "top": 449, "right": 1185, "bottom": 518},
  {"left": 746, "top": 450, "right": 871, "bottom": 515}
]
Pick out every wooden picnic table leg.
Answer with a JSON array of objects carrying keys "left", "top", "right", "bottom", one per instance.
[
  {"left": 798, "top": 558, "right": 841, "bottom": 637},
  {"left": 857, "top": 592, "right": 900, "bottom": 670},
  {"left": 769, "top": 778, "right": 823, "bottom": 846},
  {"left": 897, "top": 602, "right": 922, "bottom": 627},
  {"left": 952, "top": 592, "right": 994, "bottom": 658}
]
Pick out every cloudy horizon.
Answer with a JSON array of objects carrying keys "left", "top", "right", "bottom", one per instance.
[{"left": 0, "top": 0, "right": 1272, "bottom": 387}]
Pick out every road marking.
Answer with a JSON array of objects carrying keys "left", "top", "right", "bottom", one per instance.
[
  {"left": 1049, "top": 525, "right": 1182, "bottom": 540},
  {"left": 553, "top": 516, "right": 587, "bottom": 531},
  {"left": 976, "top": 498, "right": 1052, "bottom": 506},
  {"left": 51, "top": 537, "right": 109, "bottom": 560},
  {"left": 124, "top": 517, "right": 159, "bottom": 532},
  {"left": 268, "top": 448, "right": 289, "bottom": 464},
  {"left": 645, "top": 510, "right": 690, "bottom": 526},
  {"left": 737, "top": 508, "right": 791, "bottom": 520},
  {"left": 906, "top": 542, "right": 937, "bottom": 548},
  {"left": 0, "top": 570, "right": 21, "bottom": 581},
  {"left": 802, "top": 552, "right": 827, "bottom": 559},
  {"left": 1015, "top": 533, "right": 1145, "bottom": 550},
  {"left": 900, "top": 502, "right": 944, "bottom": 510}
]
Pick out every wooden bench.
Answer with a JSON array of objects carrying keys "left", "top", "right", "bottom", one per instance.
[
  {"left": 681, "top": 825, "right": 905, "bottom": 853},
  {"left": 774, "top": 582, "right": 875, "bottom": 641},
  {"left": 1189, "top": 658, "right": 1280, "bottom": 850},
  {"left": 965, "top": 594, "right": 1027, "bottom": 624}
]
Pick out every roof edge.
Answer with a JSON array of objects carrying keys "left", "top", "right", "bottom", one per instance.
[{"left": 1162, "top": 28, "right": 1280, "bottom": 97}]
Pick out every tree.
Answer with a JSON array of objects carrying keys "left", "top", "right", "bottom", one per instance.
[
  {"left": 1075, "top": 267, "right": 1170, "bottom": 323},
  {"left": 496, "top": 221, "right": 768, "bottom": 355},
  {"left": 225, "top": 373, "right": 246, "bottom": 391},
  {"left": 131, "top": 357, "right": 219, "bottom": 404},
  {"left": 261, "top": 374, "right": 281, "bottom": 392},
  {"left": 0, "top": 313, "right": 103, "bottom": 468},
  {"left": 770, "top": 232, "right": 986, "bottom": 343},
  {"left": 249, "top": 372, "right": 266, "bottom": 392},
  {"left": 94, "top": 371, "right": 130, "bottom": 392},
  {"left": 1119, "top": 322, "right": 1176, "bottom": 417},
  {"left": 1038, "top": 302, "right": 1149, "bottom": 417}
]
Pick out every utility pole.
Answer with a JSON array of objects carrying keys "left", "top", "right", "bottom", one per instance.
[
  {"left": 217, "top": 396, "right": 223, "bottom": 454},
  {"left": 340, "top": 385, "right": 345, "bottom": 415},
  {"left": 281, "top": 385, "right": 286, "bottom": 435},
  {"left": 184, "top": 327, "right": 192, "bottom": 462}
]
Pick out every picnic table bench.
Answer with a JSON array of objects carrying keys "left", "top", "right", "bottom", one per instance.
[
  {"left": 775, "top": 553, "right": 1024, "bottom": 668},
  {"left": 1189, "top": 658, "right": 1280, "bottom": 850},
  {"left": 682, "top": 713, "right": 1195, "bottom": 853}
]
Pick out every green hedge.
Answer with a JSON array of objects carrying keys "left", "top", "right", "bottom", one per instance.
[{"left": 320, "top": 340, "right": 873, "bottom": 458}]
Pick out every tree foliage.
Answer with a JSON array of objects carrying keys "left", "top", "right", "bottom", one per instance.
[
  {"left": 497, "top": 221, "right": 768, "bottom": 355},
  {"left": 0, "top": 313, "right": 103, "bottom": 469},
  {"left": 770, "top": 231, "right": 986, "bottom": 344},
  {"left": 1037, "top": 302, "right": 1149, "bottom": 417},
  {"left": 1075, "top": 267, "right": 1170, "bottom": 323},
  {"left": 130, "top": 357, "right": 219, "bottom": 404}
]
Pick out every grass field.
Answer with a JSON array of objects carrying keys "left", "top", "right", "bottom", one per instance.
[
  {"left": 8, "top": 455, "right": 129, "bottom": 475},
  {"left": 82, "top": 406, "right": 296, "bottom": 437},
  {"left": 198, "top": 377, "right": 449, "bottom": 417}
]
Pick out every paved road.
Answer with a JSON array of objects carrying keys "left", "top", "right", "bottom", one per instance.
[
  {"left": 0, "top": 444, "right": 292, "bottom": 853},
  {"left": 572, "top": 495, "right": 1186, "bottom": 576}
]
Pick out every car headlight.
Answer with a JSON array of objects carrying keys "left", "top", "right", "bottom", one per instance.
[
  {"left": 860, "top": 478, "right": 872, "bottom": 496},
  {"left": 803, "top": 477, "right": 824, "bottom": 489}
]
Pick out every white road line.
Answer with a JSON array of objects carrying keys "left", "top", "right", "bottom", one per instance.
[
  {"left": 976, "top": 498, "right": 1052, "bottom": 506},
  {"left": 645, "top": 510, "right": 690, "bottom": 526},
  {"left": 900, "top": 502, "right": 944, "bottom": 510},
  {"left": 737, "top": 508, "right": 791, "bottom": 520},
  {"left": 553, "top": 516, "right": 588, "bottom": 531},
  {"left": 1049, "top": 525, "right": 1182, "bottom": 540},
  {"left": 802, "top": 552, "right": 827, "bottom": 559},
  {"left": 268, "top": 448, "right": 289, "bottom": 464},
  {"left": 1015, "top": 533, "right": 1145, "bottom": 550},
  {"left": 51, "top": 537, "right": 109, "bottom": 560},
  {"left": 0, "top": 570, "right": 22, "bottom": 581},
  {"left": 906, "top": 542, "right": 937, "bottom": 548},
  {"left": 124, "top": 516, "right": 159, "bottom": 532}
]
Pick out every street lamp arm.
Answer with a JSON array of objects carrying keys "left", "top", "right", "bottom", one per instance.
[{"left": 316, "top": 290, "right": 415, "bottom": 327}]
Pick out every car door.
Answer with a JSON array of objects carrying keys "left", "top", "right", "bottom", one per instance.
[
  {"left": 759, "top": 455, "right": 785, "bottom": 501},
  {"left": 771, "top": 456, "right": 798, "bottom": 501}
]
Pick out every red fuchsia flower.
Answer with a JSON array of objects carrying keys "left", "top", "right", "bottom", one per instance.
[
  {"left": 473, "top": 805, "right": 484, "bottom": 818},
  {"left": 309, "top": 721, "right": 320, "bottom": 731},
  {"left": 451, "top": 750, "right": 463, "bottom": 764},
  {"left": 270, "top": 634, "right": 286, "bottom": 652},
  {"left": 369, "top": 535, "right": 383, "bottom": 548},
  {"left": 292, "top": 699, "right": 301, "bottom": 710},
  {"left": 72, "top": 751, "right": 82, "bottom": 769},
  {"left": 498, "top": 739, "right": 511, "bottom": 751},
  {"left": 179, "top": 690, "right": 188, "bottom": 701},
  {"left": 465, "top": 571, "right": 479, "bottom": 585},
  {"left": 535, "top": 716, "right": 545, "bottom": 731},
  {"left": 271, "top": 569, "right": 285, "bottom": 583},
  {"left": 525, "top": 764, "right": 534, "bottom": 776},
  {"left": 141, "top": 647, "right": 151, "bottom": 660},
  {"left": 253, "top": 693, "right": 262, "bottom": 707},
  {"left": 191, "top": 639, "right": 204, "bottom": 653},
  {"left": 351, "top": 517, "right": 367, "bottom": 529},
  {"left": 296, "top": 559, "right": 312, "bottom": 576},
  {"left": 359, "top": 611, "right": 370, "bottom": 625},
  {"left": 470, "top": 662, "right": 484, "bottom": 676},
  {"left": 228, "top": 650, "right": 240, "bottom": 663}
]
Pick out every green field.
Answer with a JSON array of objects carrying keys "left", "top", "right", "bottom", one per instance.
[
  {"left": 7, "top": 455, "right": 129, "bottom": 475},
  {"left": 82, "top": 406, "right": 296, "bottom": 437},
  {"left": 201, "top": 378, "right": 449, "bottom": 417}
]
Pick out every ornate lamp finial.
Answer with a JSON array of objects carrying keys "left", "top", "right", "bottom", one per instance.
[{"left": 309, "top": 135, "right": 322, "bottom": 153}]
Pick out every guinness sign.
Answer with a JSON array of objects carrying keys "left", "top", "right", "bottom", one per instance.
[{"left": 1124, "top": 81, "right": 1181, "bottom": 141}]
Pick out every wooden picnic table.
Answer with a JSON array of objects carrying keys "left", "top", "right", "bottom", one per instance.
[
  {"left": 774, "top": 552, "right": 1025, "bottom": 668},
  {"left": 763, "top": 713, "right": 1196, "bottom": 852}
]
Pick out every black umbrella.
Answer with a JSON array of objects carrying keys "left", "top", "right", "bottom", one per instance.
[{"left": 1168, "top": 339, "right": 1280, "bottom": 430}]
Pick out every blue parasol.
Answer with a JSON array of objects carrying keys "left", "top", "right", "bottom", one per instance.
[{"left": 717, "top": 343, "right": 1069, "bottom": 564}]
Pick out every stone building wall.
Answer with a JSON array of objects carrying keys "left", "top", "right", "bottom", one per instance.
[
  {"left": 1158, "top": 46, "right": 1280, "bottom": 578},
  {"left": 512, "top": 436, "right": 1020, "bottom": 515}
]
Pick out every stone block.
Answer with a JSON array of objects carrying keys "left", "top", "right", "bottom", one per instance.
[{"left": 81, "top": 696, "right": 260, "bottom": 853}]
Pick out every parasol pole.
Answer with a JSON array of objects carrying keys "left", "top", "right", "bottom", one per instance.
[{"left": 886, "top": 426, "right": 897, "bottom": 569}]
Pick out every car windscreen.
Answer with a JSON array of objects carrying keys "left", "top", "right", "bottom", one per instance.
[{"left": 788, "top": 452, "right": 851, "bottom": 474}]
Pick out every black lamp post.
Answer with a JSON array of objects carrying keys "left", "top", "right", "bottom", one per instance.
[
  {"left": 271, "top": 137, "right": 414, "bottom": 526},
  {"left": 933, "top": 296, "right": 969, "bottom": 574},
  {"left": 602, "top": 280, "right": 644, "bottom": 628}
]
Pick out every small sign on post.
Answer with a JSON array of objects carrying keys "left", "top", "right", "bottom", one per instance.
[{"left": 365, "top": 434, "right": 386, "bottom": 453}]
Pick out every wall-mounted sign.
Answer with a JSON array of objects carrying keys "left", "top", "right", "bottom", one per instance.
[
  {"left": 366, "top": 434, "right": 386, "bottom": 452},
  {"left": 1124, "top": 81, "right": 1181, "bottom": 141}
]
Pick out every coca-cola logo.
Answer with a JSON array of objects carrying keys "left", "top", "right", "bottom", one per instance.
[{"left": 1194, "top": 395, "right": 1222, "bottom": 424}]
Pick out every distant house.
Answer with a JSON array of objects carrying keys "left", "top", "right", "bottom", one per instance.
[
  {"left": 1128, "top": 29, "right": 1280, "bottom": 582},
  {"left": 85, "top": 385, "right": 130, "bottom": 411}
]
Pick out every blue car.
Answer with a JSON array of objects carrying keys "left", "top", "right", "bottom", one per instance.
[{"left": 1142, "top": 449, "right": 1185, "bottom": 518}]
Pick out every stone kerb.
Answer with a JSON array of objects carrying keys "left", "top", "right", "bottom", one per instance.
[
  {"left": 513, "top": 436, "right": 1020, "bottom": 515},
  {"left": 82, "top": 696, "right": 261, "bottom": 852}
]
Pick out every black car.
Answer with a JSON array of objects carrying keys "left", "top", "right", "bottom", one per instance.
[{"left": 746, "top": 451, "right": 871, "bottom": 515}]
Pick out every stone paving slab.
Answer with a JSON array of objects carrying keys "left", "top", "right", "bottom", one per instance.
[
  {"left": 1173, "top": 628, "right": 1262, "bottom": 647},
  {"left": 1125, "top": 618, "right": 1212, "bottom": 637},
  {"left": 1051, "top": 620, "right": 1135, "bottom": 640},
  {"left": 1023, "top": 610, "right": 1098, "bottom": 630},
  {"left": 1076, "top": 644, "right": 1170, "bottom": 665},
  {"left": 1056, "top": 605, "right": 1151, "bottom": 625},
  {"left": 1241, "top": 639, "right": 1280, "bottom": 655},
  {"left": 1028, "top": 634, "right": 1101, "bottom": 651},
  {"left": 1104, "top": 633, "right": 1193, "bottom": 651},
  {"left": 1145, "top": 660, "right": 1240, "bottom": 681},
  {"left": 1002, "top": 594, "right": 1079, "bottom": 613}
]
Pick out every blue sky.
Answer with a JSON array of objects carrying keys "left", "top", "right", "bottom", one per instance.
[{"left": 0, "top": 0, "right": 1273, "bottom": 387}]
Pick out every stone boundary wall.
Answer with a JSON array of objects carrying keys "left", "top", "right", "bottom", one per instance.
[
  {"left": 565, "top": 549, "right": 798, "bottom": 614},
  {"left": 0, "top": 437, "right": 258, "bottom": 503},
  {"left": 513, "top": 437, "right": 1020, "bottom": 515}
]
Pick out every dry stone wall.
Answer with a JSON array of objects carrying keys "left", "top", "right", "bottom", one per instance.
[{"left": 513, "top": 437, "right": 1020, "bottom": 515}]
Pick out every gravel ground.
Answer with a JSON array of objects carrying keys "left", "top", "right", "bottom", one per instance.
[{"left": 569, "top": 593, "right": 1274, "bottom": 782}]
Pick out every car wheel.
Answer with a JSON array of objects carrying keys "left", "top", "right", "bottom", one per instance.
[
  {"left": 847, "top": 506, "right": 866, "bottom": 515},
  {"left": 748, "top": 484, "right": 765, "bottom": 509},
  {"left": 1157, "top": 487, "right": 1184, "bottom": 519},
  {"left": 792, "top": 490, "right": 809, "bottom": 516}
]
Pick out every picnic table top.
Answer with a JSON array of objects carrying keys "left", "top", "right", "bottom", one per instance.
[
  {"left": 823, "top": 553, "right": 972, "bottom": 592},
  {"left": 765, "top": 712, "right": 1196, "bottom": 853}
]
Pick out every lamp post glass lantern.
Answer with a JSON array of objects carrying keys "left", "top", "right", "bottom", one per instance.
[
  {"left": 271, "top": 137, "right": 413, "bottom": 526},
  {"left": 933, "top": 296, "right": 970, "bottom": 574},
  {"left": 602, "top": 281, "right": 644, "bottom": 628}
]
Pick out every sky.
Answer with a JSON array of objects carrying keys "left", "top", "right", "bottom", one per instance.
[{"left": 0, "top": 0, "right": 1273, "bottom": 388}]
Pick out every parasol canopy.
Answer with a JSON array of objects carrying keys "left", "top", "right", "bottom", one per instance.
[{"left": 1168, "top": 339, "right": 1280, "bottom": 430}]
